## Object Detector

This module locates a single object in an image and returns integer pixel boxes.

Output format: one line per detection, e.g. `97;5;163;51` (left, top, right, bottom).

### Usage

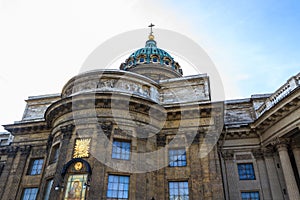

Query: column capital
6;146;19;158
271;137;290;151
221;150;234;160
252;149;264;159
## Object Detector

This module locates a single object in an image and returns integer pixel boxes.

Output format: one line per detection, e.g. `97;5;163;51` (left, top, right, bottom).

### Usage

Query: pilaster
50;124;75;200
0;146;18;199
291;139;300;179
273;138;300;200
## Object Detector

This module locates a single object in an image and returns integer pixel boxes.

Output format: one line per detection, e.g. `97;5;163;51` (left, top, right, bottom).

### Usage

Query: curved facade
0;33;300;200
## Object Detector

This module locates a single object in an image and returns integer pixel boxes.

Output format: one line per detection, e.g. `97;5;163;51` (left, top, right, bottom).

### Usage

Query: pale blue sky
0;0;299;131
167;0;300;96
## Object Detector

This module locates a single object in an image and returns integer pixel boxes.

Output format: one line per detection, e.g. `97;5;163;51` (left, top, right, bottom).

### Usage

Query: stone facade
0;34;300;200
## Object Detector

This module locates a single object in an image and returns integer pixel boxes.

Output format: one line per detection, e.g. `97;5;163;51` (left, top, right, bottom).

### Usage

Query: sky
0;0;300;131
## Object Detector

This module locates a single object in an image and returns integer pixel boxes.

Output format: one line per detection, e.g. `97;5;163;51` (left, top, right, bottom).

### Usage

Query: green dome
120;37;182;75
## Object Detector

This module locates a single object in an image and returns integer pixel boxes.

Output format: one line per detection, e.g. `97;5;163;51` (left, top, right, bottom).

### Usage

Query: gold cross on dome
148;23;155;35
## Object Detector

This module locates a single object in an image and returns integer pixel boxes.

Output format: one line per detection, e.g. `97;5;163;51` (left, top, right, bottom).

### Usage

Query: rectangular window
238;163;256;180
169;148;187;167
241;191;260;200
112;140;131;160
107;175;130;200
28;158;44;175
22;188;38;200
44;179;53;200
169;181;189;200
50;144;60;164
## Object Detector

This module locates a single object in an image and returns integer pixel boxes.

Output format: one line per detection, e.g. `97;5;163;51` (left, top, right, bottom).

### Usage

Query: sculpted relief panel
63;78;160;103
62;74;211;105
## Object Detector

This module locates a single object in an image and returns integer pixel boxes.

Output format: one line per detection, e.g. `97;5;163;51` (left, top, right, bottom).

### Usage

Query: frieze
31;148;47;157
97;79;116;89
62;78;159;103
252;149;264;159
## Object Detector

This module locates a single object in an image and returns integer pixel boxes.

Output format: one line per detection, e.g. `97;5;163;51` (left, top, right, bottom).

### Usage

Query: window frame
106;174;130;200
241;191;260;200
49;143;60;164
237;163;256;180
168;181;189;200
168;148;187;167
21;187;39;200
111;140;131;160
27;158;44;175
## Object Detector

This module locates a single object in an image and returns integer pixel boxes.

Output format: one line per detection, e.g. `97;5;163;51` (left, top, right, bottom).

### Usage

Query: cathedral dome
120;34;183;76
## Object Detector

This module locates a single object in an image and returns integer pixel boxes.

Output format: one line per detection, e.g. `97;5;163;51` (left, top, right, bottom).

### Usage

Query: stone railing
256;73;300;117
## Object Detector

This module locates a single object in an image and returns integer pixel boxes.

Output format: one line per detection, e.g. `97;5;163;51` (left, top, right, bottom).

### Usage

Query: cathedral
0;27;300;200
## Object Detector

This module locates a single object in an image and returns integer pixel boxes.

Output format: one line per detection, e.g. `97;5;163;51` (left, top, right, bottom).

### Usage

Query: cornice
3;121;49;135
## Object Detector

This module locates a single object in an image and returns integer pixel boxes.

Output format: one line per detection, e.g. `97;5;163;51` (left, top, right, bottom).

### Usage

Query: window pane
22;188;38;200
50;144;60;164
169;149;187;167
28;159;44;175
169;181;189;200
238;163;256;180
112;141;131;160
241;191;260;200
107;175;130;199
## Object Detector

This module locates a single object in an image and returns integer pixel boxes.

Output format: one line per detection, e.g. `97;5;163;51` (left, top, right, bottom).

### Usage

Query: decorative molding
31;148;47;157
271;137;291;150
221;150;234;160
252;149;264;159
19;145;31;155
236;153;253;160
61;158;92;178
62;78;157;102
5;146;19;158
